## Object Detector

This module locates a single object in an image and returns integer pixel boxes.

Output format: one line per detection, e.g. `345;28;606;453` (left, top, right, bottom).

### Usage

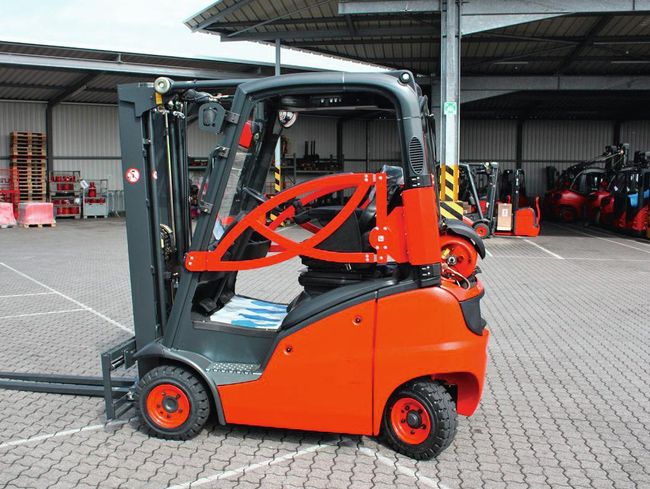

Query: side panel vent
409;137;424;175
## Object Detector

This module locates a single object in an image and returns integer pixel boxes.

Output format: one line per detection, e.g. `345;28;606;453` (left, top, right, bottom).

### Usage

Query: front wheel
380;380;457;460
135;365;210;440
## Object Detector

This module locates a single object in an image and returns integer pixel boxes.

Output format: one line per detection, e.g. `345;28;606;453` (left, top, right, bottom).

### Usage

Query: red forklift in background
494;169;541;237
546;144;628;223
600;153;650;236
456;164;540;237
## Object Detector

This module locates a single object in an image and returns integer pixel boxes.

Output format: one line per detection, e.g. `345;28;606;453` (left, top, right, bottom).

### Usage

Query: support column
439;0;464;221
613;120;621;145
516;119;524;169
274;40;282;195
45;103;54;199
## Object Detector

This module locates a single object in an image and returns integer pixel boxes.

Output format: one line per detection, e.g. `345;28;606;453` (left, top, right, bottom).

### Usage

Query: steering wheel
242;186;268;204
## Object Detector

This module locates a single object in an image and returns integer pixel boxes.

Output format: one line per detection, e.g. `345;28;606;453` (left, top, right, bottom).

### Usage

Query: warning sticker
125;168;140;184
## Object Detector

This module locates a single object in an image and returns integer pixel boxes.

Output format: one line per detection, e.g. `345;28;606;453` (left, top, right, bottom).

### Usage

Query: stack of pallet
10;131;47;203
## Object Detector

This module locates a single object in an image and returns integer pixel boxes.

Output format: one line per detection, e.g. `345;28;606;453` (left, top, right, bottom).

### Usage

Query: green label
443;101;458;115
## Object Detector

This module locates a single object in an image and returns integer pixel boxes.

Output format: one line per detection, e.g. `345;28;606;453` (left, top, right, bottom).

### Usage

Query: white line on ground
165;443;324;489
0;262;133;334
488;254;648;262
578;224;650;246
359;446;451;489
0;292;56;299
484;248;493;257
556;225;650;254
0;418;131;449
0;308;85;320
523;239;564;259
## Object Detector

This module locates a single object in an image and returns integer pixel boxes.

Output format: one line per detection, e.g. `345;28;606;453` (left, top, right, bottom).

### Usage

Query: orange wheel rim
475;225;488;238
390;397;431;445
441;238;476;277
146;384;190;429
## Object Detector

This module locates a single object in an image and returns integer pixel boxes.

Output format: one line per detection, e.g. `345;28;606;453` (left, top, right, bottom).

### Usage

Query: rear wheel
135;365;210;440
473;222;490;238
440;236;477;278
559;206;577;223
381;380;457;460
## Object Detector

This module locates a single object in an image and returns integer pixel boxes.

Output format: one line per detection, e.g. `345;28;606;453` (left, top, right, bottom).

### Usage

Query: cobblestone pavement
0;218;649;488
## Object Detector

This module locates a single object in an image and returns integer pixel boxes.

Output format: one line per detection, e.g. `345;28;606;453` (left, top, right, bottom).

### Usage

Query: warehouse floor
1;219;649;489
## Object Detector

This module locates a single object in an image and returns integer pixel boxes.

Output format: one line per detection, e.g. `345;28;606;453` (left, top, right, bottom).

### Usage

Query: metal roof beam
339;0;439;14
556;15;613;74
49;71;102;105
461;2;650;34
217;25;440;42
190;0;256;32
426;75;650;101
289;34;650;47
0;52;258;79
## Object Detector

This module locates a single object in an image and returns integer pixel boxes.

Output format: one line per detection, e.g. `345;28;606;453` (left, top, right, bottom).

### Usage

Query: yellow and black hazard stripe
270;164;282;223
438;164;464;220
440;200;465;221
439;164;458;202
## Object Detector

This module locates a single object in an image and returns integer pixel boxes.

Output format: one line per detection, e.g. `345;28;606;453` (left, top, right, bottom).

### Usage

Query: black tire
559;206;577;223
134;365;210;440
473;222;490;239
380;380;457;460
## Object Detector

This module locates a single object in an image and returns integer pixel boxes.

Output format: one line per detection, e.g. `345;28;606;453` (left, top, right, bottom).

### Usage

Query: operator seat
294;166;405;302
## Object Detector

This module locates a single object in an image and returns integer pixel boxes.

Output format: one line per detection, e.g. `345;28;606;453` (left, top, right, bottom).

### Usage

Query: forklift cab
116;71;489;460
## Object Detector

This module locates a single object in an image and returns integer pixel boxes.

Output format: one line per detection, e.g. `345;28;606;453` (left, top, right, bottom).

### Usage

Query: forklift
0;72;489;460
493;169;541;237
457;162;498;238
600;153;649;236
546;144;628;222
457;163;540;237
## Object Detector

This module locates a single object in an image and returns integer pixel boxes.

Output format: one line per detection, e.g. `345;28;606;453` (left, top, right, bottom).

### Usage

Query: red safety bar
185;173;392;272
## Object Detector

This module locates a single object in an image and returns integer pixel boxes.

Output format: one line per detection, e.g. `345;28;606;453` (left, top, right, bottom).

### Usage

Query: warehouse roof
0;41;310;104
185;1;650;77
183;1;650;119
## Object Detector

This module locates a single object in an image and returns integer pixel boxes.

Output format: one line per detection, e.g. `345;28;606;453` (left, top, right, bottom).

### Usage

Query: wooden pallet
21;222;56;228
18;194;47;202
11;131;46;138
11;150;47;157
10;161;46;168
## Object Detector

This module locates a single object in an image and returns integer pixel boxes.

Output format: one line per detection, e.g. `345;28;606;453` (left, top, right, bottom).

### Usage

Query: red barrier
0;202;16;227
17;202;55;226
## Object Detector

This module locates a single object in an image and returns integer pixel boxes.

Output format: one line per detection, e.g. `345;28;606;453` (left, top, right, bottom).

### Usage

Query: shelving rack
82;179;109;218
50;170;81;218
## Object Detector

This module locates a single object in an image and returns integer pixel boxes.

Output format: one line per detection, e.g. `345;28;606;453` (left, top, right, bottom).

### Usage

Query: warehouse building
1;2;650;488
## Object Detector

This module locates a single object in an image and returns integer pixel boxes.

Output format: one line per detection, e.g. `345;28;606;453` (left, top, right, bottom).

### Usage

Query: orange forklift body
219;283;488;436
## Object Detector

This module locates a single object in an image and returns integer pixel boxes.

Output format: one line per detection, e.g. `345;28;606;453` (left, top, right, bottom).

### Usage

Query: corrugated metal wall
621;121;650;156
1;99;648;199
522;120;614;196
283;116;338;159
0;101;46;170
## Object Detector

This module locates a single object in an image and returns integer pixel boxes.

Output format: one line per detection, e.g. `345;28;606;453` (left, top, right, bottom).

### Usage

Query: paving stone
0;220;649;488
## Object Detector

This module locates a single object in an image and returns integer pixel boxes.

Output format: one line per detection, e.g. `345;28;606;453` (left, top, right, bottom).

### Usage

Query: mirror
199;102;226;133
278;110;298;128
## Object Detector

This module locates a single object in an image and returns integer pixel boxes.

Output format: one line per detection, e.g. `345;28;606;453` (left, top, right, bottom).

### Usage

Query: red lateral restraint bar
185;173;393;272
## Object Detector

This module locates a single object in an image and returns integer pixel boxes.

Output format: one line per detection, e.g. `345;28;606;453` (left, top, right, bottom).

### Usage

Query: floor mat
210;295;288;330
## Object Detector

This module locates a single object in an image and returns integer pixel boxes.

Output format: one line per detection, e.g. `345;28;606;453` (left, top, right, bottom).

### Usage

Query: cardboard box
496;203;512;231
